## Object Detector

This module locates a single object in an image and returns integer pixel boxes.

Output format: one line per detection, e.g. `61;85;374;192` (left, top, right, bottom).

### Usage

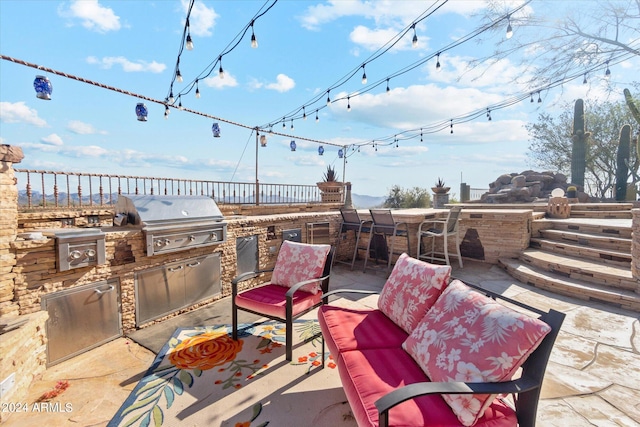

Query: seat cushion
378;253;451;333
318;306;408;356
403;280;552;427
337;348;517;427
235;284;321;319
271;240;331;294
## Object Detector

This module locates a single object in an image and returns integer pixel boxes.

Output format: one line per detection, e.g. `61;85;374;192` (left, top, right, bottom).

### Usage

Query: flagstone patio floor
3;260;639;426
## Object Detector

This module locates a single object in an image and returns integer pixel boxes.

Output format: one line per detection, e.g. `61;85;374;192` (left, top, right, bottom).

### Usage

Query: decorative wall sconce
290;140;296;151
135;103;148;121
34;75;52;100
212;122;221;138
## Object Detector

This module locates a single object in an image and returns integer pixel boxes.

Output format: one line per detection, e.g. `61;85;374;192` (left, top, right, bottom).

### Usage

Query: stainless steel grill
114;194;227;256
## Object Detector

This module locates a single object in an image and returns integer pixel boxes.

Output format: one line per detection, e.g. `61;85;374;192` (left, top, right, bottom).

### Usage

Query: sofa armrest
321;288;380;304
375;377;539;427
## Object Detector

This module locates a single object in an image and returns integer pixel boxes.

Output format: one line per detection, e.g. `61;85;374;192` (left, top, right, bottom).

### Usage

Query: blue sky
1;0;638;197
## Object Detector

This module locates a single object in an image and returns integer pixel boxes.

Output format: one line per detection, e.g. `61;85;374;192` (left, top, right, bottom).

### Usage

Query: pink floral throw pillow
271;240;331;295
377;253;451;333
402;280;552;426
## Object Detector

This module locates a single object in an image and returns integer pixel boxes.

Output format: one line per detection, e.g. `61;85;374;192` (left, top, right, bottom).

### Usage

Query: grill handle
186;261;201;268
94;285;115;295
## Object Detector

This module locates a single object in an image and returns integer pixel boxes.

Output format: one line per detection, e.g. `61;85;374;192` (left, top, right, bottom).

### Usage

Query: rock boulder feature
479;170;589;203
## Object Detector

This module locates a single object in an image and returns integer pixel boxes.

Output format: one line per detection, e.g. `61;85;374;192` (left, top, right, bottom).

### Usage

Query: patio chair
417;206;463;268
333;208;372;270
232;240;334;361
363;209;410;272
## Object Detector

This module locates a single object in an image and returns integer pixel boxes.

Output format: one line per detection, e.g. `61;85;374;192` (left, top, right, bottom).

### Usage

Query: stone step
570;210;632;219
498;257;640;312
538;229;631;252
518;249;637;292
568;202;635;212
530;237;631;267
534;219;633;238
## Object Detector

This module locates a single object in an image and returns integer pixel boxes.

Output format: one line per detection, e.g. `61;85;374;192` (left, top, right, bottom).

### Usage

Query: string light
530;93;534;103
505;15;513;39
537;91;542;103
290;119;294;130
361;65;367;84
583;73;587;84
164;105;170;119
176;65;183;83
282;118;286;129
326;90;331;106
605;60;611;78
169;91;175;104
178;96;184;110
450;120;453;134
412;24;418;48
315;110;319;122
185;18;194;50
218;56;225;79
195;79;200;98
250;21;258;48
486;108;492;121
347;96;351;111
303;107;307;120
436;53;441;72
386;78;390;93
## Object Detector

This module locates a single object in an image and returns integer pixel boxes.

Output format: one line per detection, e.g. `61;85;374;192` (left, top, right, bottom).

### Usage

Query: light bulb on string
361;65;367;84
176;68;183;83
436;53;441;72
605;61;611;78
420;129;423;142
530;93;534;103
282;118;286;129
303;107;307;120
386;78;390;94
185;18;194;50
412;24;418;48
450;120;453;134
505;15;513;39
169;91;175;104
315;110;319;123
290;119;294;130
218;57;225;79
326;90;331;106
250;21;258;48
537;91;542;103
178;96;184;110
195;80;200;98
486;108;492;121
583;73;587;84
347;96;351;112
164;105;170;119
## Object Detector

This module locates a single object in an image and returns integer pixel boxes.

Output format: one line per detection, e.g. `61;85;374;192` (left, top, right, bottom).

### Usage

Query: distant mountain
352;193;385;209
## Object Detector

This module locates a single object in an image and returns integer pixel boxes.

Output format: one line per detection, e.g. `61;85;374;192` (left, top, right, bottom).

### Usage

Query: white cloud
58;0;121;33
350;25;420;51
86;56;166;73
0;102;47;127
67;120;99;135
266;74;296;93
183;0;218;37
41;134;64;146
202;72;238;89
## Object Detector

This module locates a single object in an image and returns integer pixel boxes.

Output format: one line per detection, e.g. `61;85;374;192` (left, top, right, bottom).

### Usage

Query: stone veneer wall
631;209;640;285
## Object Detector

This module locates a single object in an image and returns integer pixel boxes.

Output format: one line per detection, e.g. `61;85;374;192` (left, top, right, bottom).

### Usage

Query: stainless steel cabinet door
136;261;186;326
42;279;121;366
184;253;221;306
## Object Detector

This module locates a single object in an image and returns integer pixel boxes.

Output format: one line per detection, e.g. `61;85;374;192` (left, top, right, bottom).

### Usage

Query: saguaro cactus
616;124;631;201
624;88;640;126
571;99;587;187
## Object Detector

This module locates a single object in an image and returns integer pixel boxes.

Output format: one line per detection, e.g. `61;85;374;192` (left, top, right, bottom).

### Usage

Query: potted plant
431;177;450;194
317;165;344;202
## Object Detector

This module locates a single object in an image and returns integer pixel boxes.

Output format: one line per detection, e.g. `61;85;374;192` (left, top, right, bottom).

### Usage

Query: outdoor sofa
318;253;565;427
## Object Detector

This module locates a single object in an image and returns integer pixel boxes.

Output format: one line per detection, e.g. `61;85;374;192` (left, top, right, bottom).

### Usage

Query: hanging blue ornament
33;75;52;100
290;140;296;151
338;149;344;158
318;146;324;156
135;103;148;121
212;122;221;138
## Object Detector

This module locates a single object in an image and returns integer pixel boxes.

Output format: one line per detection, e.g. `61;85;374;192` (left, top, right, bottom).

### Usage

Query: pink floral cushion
270;240;331;295
377;253;451;334
402;280;552;426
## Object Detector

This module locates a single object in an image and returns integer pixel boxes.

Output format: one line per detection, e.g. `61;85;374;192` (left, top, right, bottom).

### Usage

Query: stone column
0;145;23;316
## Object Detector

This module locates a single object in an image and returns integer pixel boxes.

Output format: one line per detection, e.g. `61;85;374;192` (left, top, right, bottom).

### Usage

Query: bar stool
364;209;410;272
417;206;463;268
334;208;372;270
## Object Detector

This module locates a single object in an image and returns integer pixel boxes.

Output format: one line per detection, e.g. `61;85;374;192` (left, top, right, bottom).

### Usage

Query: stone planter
317;181;344;203
432;187;450;208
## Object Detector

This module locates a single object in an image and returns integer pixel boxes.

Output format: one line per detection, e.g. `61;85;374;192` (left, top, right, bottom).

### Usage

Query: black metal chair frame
232;247;334;361
364;209;410;272
319;278;566;427
334;208;372;270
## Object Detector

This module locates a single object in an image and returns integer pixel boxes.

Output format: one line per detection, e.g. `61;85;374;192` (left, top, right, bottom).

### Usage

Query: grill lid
115;194;224;228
